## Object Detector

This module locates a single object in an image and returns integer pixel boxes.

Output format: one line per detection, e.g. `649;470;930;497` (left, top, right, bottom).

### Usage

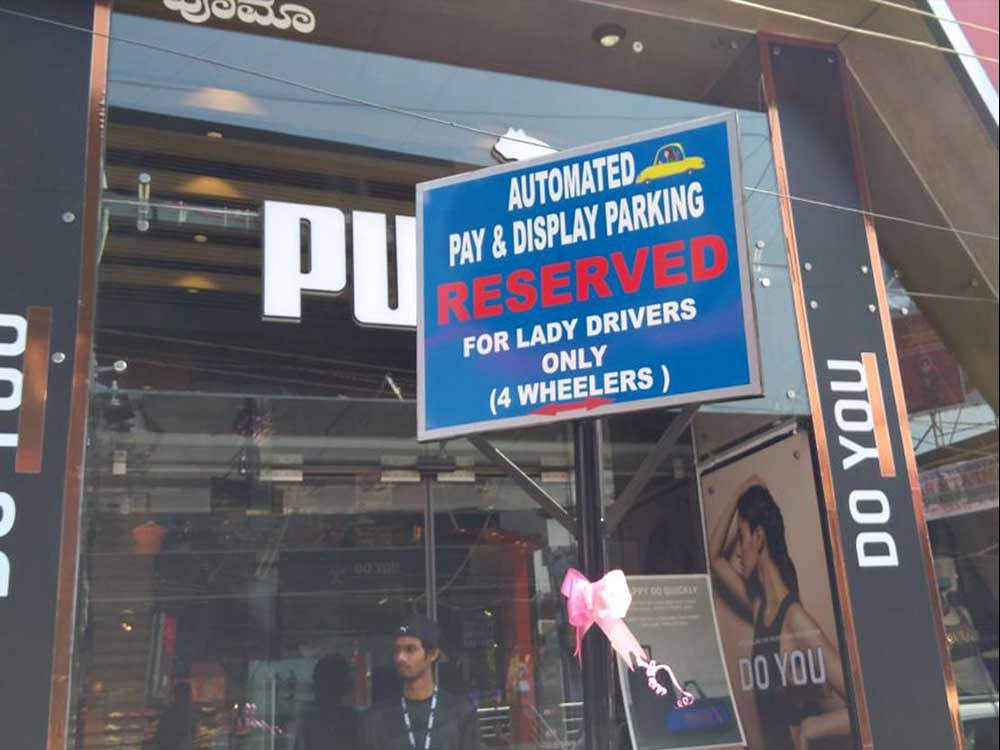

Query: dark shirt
152;704;195;750
294;705;359;750
751;593;803;750
358;690;479;750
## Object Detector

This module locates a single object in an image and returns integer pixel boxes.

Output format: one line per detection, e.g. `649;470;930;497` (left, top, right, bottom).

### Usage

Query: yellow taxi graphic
636;142;705;183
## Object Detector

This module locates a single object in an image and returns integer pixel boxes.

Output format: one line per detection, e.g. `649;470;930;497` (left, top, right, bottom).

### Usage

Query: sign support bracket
468;436;576;535
603;405;699;537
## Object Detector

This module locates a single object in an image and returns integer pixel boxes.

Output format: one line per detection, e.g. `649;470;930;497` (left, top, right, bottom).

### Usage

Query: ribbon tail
598;618;648;671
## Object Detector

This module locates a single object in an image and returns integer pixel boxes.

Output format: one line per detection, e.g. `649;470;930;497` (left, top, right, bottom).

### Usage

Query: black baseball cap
396;613;440;651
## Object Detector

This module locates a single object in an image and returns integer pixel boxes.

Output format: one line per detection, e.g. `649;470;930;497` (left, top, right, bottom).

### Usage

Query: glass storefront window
77;383;583;748
71;9;805;746
53;4;994;750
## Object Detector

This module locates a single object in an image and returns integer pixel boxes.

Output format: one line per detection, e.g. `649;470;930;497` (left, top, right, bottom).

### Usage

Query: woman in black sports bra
709;480;850;749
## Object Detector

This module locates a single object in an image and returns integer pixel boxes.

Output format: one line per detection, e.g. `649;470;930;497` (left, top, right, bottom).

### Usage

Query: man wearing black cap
358;614;479;750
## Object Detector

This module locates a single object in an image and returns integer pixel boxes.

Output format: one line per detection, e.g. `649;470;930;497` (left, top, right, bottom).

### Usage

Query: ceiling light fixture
119;609;135;632
593;23;626;48
206;131;224;139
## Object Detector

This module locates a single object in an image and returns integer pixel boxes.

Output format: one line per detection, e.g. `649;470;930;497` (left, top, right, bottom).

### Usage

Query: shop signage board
416;113;760;440
763;40;962;749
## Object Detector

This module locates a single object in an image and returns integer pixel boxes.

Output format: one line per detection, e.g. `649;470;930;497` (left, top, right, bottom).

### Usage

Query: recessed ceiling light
193;234;208;243
206;131;224;139
593;23;626;48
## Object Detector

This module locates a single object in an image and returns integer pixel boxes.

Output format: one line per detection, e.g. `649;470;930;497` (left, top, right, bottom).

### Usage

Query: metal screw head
803;262;813;271
61;211;76;224
861;265;870;274
632;40;644;53
760;277;771;288
809;300;819;309
51;352;66;364
786;389;797;399
755;240;766;250
137;219;150;232
901;307;910;316
112;360;128;374
868;304;877;312
827;55;835;63
773;47;781;56
138;172;151;185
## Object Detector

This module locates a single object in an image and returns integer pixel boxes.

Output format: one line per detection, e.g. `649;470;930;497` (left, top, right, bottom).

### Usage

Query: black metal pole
573;419;614;750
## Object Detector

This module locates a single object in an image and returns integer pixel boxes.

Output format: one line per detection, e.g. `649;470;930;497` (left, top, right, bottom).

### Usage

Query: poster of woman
700;432;853;750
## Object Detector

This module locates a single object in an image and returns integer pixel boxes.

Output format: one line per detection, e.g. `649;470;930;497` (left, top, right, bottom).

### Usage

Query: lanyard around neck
401;686;438;750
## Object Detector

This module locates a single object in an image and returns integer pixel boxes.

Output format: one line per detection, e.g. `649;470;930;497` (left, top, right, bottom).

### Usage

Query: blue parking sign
417;112;760;441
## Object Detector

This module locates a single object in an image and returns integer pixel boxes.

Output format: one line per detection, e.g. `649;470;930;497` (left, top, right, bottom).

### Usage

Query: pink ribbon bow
560;568;647;670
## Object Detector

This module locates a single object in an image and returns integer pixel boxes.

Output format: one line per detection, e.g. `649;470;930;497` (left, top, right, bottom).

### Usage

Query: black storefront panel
0;1;99;747
765;40;960;749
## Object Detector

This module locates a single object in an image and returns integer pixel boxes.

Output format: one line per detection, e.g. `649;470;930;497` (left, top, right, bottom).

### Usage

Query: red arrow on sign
531;397;614;416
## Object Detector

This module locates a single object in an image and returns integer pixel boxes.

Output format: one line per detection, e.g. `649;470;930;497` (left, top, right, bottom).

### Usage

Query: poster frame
616;573;747;750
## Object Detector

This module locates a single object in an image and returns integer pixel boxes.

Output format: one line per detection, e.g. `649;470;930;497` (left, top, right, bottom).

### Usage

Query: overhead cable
4;7;998;249
104;182;1000;248
716;0;999;63
866;0;998;36
743;187;1000;242
576;0;998;64
893;290;998;305
0;7;516;144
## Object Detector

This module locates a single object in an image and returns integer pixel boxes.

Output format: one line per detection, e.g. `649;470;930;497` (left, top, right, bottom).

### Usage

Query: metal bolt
868;304;877;313
861;265;870;274
809;300;819;309
760;277;771;288
827;55;835;63
901;307;910;316
755;240;766;250
138;172;151;185
773;47;781;56
786;389;797;399
51;352;66;364
61;211;76;224
803;262;813;271
632;40;644;53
